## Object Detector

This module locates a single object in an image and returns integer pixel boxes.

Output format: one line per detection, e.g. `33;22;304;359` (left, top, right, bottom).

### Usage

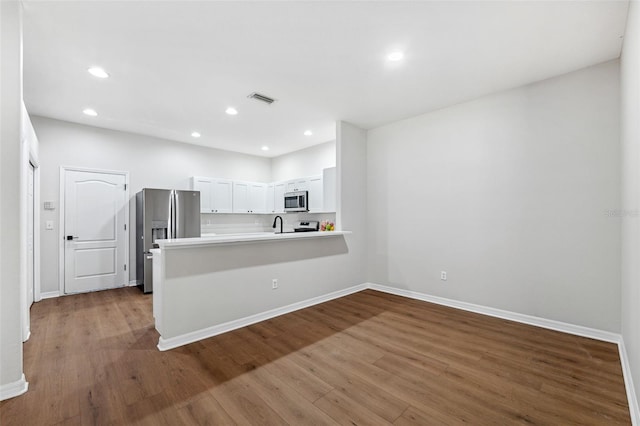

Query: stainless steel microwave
284;191;309;212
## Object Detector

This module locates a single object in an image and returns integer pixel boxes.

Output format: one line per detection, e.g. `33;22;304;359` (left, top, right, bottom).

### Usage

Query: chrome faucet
272;215;283;234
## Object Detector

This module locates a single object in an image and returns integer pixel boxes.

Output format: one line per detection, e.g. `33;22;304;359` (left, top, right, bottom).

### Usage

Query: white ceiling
22;1;629;158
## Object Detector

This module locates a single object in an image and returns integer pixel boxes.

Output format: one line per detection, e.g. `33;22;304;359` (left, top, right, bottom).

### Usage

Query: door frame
28;159;38;305
22;149;40;342
31;156;41;304
58;166;130;296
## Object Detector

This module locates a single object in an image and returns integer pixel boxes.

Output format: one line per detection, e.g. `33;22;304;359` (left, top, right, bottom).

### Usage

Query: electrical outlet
45;220;54;230
440;271;447;281
272;279;278;289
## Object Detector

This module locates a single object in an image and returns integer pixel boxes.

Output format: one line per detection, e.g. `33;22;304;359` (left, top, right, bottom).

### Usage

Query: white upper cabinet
266;181;287;213
286;178;309;193
191;177;233;213
211;179;233;213
308;175;323;212
249;182;267;213
232;181;250;213
192;177;213;213
266;184;275;213
233;181;267;213
274;182;286;213
193;169;334;214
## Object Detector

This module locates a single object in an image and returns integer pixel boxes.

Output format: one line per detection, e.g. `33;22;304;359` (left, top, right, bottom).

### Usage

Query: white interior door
27;163;34;306
64;169;128;294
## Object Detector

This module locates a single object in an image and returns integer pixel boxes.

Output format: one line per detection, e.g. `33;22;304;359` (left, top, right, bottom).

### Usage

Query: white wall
337;121;368;283
621;0;640;414
367;60;621;332
0;0;27;400
20;104;40;341
271;140;336;181
33;116;272;293
21;103;39;161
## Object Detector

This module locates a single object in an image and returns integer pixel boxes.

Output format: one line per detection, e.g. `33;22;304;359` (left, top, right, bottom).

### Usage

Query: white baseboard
128;280;140;287
39;291;59;300
0;374;28;401
367;283;621;343
619;339;640;425
157;283;369;351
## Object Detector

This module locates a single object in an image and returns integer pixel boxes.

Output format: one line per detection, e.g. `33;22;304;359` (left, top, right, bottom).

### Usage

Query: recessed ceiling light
387;51;404;62
88;67;109;78
191;131;201;138
261;146;269;151
225;107;238;115
304;130;313;136
83;108;98;117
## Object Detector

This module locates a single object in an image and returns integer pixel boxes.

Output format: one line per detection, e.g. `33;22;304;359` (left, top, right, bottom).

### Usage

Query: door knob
66;235;78;240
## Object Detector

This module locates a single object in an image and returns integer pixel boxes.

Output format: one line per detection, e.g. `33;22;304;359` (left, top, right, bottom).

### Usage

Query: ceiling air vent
247;92;276;105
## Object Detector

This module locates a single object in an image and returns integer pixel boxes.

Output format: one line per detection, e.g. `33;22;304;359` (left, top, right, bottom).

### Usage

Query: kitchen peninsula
151;230;352;350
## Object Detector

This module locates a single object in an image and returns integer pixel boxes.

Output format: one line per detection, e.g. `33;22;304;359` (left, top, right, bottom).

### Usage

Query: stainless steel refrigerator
136;188;200;293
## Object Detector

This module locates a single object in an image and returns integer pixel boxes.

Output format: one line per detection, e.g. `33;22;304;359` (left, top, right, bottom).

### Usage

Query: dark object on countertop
272;215;283;234
294;221;319;232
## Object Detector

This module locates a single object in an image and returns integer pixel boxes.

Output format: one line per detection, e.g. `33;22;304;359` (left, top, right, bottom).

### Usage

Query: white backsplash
200;212;337;235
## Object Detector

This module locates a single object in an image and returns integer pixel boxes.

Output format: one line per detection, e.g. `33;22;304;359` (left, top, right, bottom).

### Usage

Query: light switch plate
45;220;54;230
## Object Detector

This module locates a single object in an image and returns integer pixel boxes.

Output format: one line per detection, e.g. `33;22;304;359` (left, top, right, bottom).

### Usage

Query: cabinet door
308;175;323;212
274;182;286;213
232;182;250;213
212;179;233;213
266;184;275;213
191;177;214;213
249;183;267;213
296;178;309;191
287;178;309;192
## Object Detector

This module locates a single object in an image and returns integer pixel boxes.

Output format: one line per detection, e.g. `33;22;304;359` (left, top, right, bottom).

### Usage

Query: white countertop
156;231;351;248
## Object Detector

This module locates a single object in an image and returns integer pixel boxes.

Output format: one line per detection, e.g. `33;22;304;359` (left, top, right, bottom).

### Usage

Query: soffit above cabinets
22;1;628;157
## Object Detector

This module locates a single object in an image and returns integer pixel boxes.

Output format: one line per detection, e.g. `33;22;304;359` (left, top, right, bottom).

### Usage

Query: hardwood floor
0;287;630;425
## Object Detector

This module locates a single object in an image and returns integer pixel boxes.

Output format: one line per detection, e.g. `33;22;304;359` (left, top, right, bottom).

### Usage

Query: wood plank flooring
0;287;630;425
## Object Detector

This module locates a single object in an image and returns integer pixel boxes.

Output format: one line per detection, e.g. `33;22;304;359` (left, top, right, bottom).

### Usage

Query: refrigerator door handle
169;190;175;239
173;190;178;239
174;190;180;238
